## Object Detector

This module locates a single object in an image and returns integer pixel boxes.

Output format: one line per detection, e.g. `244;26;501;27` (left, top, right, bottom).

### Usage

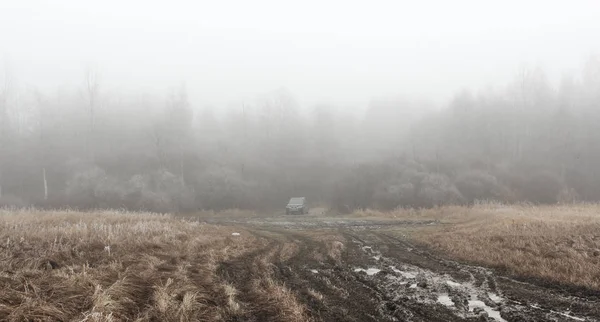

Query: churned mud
207;214;600;321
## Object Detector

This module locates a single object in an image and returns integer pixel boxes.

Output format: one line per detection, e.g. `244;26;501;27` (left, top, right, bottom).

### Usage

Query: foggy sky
1;0;600;108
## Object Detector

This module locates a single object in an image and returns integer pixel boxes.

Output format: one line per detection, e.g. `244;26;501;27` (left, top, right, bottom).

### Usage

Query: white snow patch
531;304;585;321
231;232;241;236
409;283;417;288
488;293;503;303
390;266;417;279
469;300;506;322
354;267;381;276
362;246;372;252
401;271;417;279
446;280;461;287
556;311;585;321
373;255;381;260
437;294;454;306
310;269;318;274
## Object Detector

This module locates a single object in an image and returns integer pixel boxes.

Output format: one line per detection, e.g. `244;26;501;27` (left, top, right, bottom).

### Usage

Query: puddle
446;280;461;287
469;299;506;322
437;294;454;307
354;267;381;276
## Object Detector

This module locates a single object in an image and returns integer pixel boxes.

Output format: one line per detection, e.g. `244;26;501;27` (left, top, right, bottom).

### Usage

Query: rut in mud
214;223;600;322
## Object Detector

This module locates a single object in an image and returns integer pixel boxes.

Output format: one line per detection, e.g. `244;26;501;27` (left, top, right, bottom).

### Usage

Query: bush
0;195;28;208
373;183;415;210
455;170;507;203
194;167;259;210
558;187;579;204
520;172;564;204
65;166;108;208
125;170;194;213
331;164;389;212
415;173;464;207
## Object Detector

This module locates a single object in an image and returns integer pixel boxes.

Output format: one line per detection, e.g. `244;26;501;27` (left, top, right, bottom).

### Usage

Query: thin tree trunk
43;167;48;200
180;145;185;188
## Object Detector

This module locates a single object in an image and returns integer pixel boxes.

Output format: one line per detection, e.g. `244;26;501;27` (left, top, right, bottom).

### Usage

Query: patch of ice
488;292;503;303
446;280;461;287
353;267;381;276
469;300;507;322
310;269;318;274
368;268;382;275
366;268;381;275
389;266;417;279
437;294;454;306
401;271;417;279
231;232;240;236
530;304;585;321
556;311;585;321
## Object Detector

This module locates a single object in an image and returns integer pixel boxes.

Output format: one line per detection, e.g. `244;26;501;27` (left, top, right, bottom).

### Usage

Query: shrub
455;170;506;203
194;167;259;210
415;173;464;207
373;183;415;210
520;172;564;204
0;195;27;208
65;166;108;208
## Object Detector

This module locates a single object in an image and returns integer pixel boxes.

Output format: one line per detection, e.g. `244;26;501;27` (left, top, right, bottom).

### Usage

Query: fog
3;0;600;107
1;1;600;212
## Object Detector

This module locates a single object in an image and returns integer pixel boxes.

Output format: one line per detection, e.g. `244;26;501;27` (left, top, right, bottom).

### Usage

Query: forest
1;57;599;213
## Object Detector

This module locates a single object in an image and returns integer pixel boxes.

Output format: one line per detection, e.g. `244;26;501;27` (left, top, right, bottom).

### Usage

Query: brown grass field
356;203;600;290
0;209;308;322
1;205;600;321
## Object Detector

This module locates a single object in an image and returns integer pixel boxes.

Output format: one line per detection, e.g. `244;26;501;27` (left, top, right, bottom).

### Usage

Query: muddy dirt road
203;214;599;322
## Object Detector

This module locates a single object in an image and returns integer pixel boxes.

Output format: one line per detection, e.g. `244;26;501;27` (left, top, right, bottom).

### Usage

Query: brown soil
207;213;600;321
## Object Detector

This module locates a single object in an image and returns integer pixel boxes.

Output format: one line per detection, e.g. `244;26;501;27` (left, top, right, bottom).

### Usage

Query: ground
0;206;599;321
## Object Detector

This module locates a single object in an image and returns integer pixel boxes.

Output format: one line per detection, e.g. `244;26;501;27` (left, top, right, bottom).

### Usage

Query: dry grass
0;209;308;321
379;204;600;290
188;208;259;218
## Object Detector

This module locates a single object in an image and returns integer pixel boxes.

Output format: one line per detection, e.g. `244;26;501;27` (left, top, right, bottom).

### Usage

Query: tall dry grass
0;209;307;321
381;204;600;290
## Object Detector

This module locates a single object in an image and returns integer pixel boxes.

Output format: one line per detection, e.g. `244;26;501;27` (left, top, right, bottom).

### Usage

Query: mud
207;215;600;322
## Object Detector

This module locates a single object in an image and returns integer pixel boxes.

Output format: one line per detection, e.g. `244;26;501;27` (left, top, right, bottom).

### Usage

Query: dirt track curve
204;215;600;322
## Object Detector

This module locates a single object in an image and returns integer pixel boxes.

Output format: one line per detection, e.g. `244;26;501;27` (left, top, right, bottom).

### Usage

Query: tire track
214;224;599;322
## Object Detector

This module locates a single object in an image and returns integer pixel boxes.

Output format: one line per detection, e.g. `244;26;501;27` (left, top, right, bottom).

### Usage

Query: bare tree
34;91;48;200
84;65;100;161
0;61;13;198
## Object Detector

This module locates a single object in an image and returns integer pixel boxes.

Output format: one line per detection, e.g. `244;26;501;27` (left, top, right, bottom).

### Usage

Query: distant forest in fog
1;57;600;212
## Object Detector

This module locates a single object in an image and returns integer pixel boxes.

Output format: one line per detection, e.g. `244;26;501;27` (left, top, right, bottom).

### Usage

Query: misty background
1;0;600;212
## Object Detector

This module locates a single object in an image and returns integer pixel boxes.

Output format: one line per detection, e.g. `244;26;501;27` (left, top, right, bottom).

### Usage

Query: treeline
0;57;599;212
